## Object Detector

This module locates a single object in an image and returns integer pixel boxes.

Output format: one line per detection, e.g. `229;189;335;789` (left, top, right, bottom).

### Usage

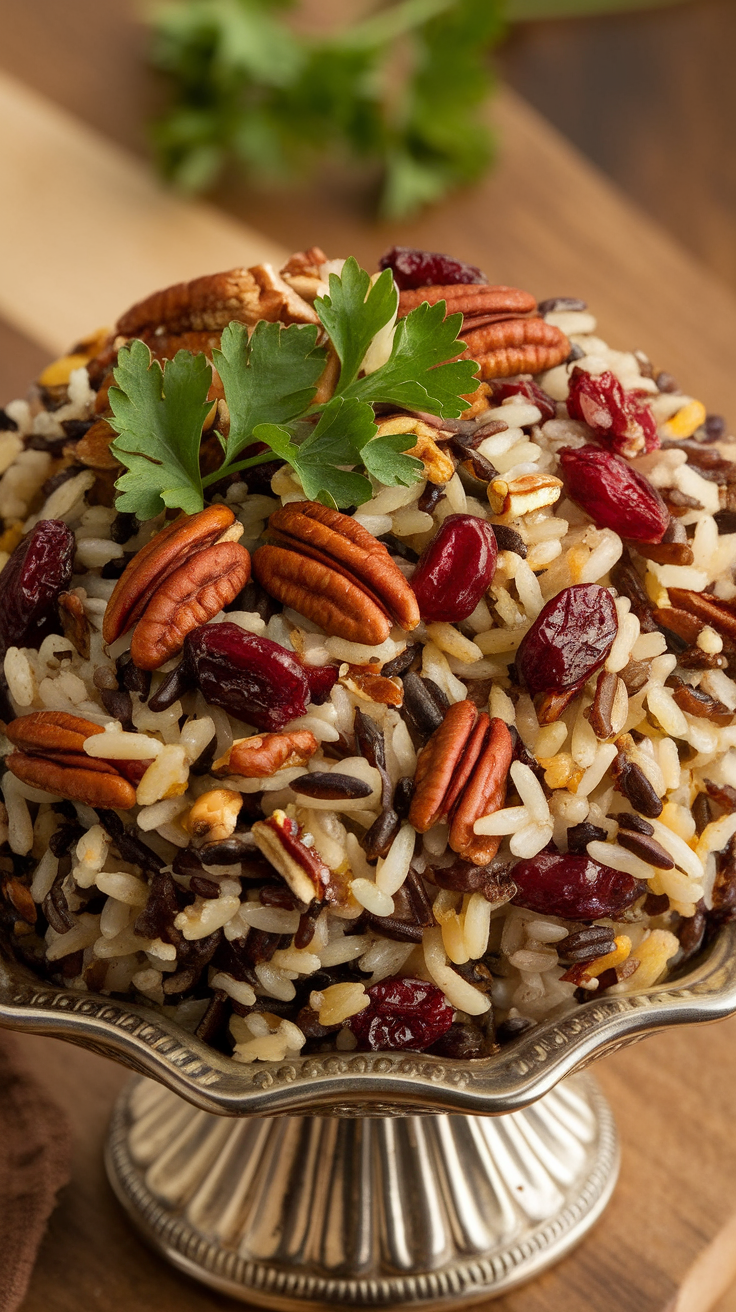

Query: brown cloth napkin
0;1035;72;1312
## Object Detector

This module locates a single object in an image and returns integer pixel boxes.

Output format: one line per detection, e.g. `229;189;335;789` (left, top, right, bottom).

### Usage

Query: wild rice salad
1;244;735;1064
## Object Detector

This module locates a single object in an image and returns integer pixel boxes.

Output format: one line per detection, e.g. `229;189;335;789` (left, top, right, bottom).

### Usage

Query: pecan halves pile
116;263;318;337
253;500;420;645
103;505;250;670
462;319;570;380
6;712;137;809
409;700;514;865
395;282;570;380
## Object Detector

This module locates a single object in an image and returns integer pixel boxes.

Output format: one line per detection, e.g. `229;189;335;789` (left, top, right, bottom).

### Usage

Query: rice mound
1;248;735;1066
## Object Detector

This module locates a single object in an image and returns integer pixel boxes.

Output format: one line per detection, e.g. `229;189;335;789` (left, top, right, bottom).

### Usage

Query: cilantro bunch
107;257;479;520
147;0;503;219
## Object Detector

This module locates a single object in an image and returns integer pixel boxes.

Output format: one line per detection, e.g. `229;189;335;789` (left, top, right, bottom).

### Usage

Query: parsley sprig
108;256;478;518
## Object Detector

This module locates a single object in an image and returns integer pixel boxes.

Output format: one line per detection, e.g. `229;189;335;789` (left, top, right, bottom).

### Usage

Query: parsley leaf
253;397;374;508
361;434;424;487
213;319;326;464
108;340;212;519
342;300;479;418
315;258;397;392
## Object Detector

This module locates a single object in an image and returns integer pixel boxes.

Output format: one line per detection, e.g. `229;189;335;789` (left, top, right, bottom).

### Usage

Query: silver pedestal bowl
2;923;736;1308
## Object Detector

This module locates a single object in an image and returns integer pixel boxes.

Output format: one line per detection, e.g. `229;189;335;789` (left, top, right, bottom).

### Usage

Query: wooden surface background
1;5;736;1310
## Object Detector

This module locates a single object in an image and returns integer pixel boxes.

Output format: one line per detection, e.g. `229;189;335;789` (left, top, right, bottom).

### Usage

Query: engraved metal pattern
105;1072;619;1309
1;924;735;1118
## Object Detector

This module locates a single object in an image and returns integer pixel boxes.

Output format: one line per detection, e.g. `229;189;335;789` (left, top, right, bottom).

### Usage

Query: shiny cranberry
492;379;556;423
378;247;487;291
559;446;669;543
517;584;618;696
566;367;658;458
350;978;454;1051
302;663;338;704
185;623;312;732
512;851;644;919
0;520;74;654
410;514;497;623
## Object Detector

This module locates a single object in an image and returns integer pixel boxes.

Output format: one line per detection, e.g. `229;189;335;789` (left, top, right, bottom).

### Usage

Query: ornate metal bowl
2;923;735;1308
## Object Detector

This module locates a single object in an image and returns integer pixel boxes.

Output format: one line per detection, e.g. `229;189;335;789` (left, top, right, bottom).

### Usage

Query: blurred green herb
147;0;688;217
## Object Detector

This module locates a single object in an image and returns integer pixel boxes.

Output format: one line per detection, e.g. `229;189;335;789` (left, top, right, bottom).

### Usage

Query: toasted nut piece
253;500;420;644
280;246;328;278
374;415;454;485
252;811;331;904
130;541;251;670
103;504;235;644
58;591;91;659
117;264;317;337
488;473;563;517
214;730;319;777
7;750;136;809
73;418;121;471
463;319;570;380
340;665;403;707
183;788;243;843
397;284;537;318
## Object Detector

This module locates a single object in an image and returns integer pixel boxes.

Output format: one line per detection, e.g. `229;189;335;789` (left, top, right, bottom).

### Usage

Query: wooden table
2;8;736;1310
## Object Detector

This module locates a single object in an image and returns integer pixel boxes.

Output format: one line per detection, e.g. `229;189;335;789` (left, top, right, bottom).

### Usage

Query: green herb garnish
108;258;478;519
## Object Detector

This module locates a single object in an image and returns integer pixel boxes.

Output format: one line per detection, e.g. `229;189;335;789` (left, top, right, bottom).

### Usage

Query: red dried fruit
350;978;454;1051
410;514;497;623
567;367;659;458
559;446;669;543
492;379;556;423
511;851;644;920
378;246;487;291
302;663;338;705
185;623;312;732
517;584;618;696
0;520;75;654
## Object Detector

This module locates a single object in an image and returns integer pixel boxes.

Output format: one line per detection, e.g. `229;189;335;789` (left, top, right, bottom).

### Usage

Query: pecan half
214;730;319;777
252;810;332;904
6;711;136;808
409;700;513;865
462;319;570;380
129;541;251;670
253;500;420;644
116;263;318;337
397;284;537;319
103;504;236;644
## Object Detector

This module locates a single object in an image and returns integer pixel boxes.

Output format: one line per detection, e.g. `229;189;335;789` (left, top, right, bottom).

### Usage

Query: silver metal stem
106;1073;619;1309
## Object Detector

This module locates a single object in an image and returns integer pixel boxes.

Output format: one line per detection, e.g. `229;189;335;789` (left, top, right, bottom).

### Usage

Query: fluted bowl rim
1;920;735;1117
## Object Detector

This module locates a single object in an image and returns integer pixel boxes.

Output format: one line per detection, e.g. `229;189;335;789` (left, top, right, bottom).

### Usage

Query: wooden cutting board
2;45;736;1312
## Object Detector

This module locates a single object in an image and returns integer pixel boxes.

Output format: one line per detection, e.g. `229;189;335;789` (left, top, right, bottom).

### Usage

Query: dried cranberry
410;514;497;623
185;623;312;732
559;446;669;543
517;584;618;696
567;367;659;458
492;379;556;423
378;247;486;291
512;851;644;920
302;662;338;704
350;978;454;1051
0;520;74;654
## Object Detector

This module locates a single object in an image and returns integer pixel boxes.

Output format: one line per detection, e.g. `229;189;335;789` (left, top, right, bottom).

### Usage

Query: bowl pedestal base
105;1071;619;1309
